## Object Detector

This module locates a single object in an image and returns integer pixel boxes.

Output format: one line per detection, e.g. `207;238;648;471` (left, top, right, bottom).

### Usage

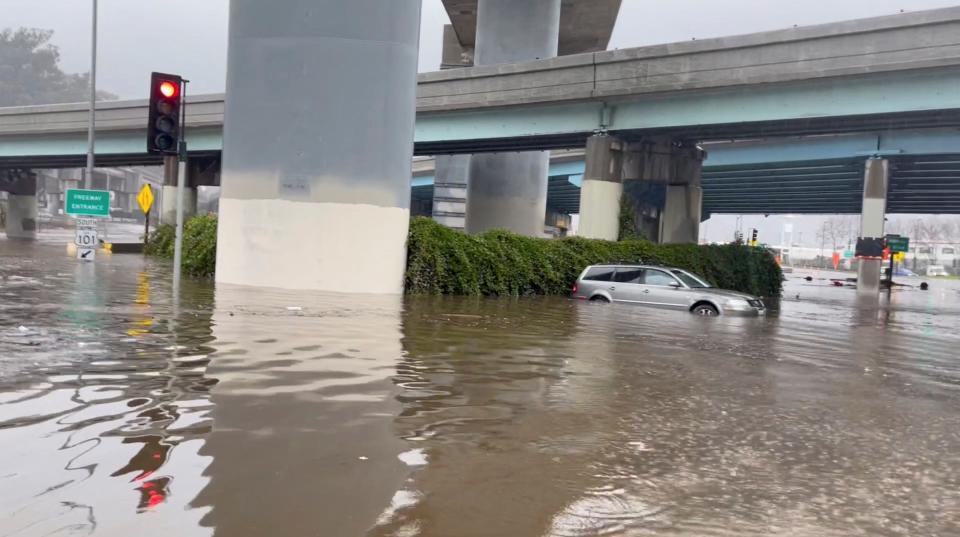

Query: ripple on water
1;245;960;537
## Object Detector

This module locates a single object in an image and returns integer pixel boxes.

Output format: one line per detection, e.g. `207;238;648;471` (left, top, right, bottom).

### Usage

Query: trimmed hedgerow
144;214;218;278
405;217;782;297
146;215;782;297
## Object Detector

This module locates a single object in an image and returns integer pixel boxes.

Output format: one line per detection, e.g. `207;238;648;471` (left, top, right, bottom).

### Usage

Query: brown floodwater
2;240;959;537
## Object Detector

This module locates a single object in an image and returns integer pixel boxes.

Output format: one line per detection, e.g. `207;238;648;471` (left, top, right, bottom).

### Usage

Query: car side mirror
670;282;682;288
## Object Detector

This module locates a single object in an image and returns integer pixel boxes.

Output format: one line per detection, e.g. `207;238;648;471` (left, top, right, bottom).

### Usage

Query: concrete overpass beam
857;158;889;296
215;0;422;293
465;0;561;236
2;170;38;240
578;135;623;241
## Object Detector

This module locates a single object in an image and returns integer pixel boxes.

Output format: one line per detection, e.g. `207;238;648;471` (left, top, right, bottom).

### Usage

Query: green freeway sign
886;235;910;253
65;189;111;218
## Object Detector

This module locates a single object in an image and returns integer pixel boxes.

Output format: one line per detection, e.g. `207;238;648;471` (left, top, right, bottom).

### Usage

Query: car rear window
583;267;615;282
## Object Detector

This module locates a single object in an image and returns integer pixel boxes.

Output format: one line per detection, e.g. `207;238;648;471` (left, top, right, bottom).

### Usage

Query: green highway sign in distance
886;235;910;253
65;189;111;218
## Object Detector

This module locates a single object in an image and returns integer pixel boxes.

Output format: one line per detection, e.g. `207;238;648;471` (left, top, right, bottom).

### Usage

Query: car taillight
572;283;578;294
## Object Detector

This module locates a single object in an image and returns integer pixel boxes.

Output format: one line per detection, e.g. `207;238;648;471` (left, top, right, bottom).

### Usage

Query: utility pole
85;0;98;190
172;80;189;292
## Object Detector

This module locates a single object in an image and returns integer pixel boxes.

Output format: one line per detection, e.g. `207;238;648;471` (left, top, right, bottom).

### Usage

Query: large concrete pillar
160;156;197;226
3;172;38;240
661;182;703;244
857;158;889;295
465;0;561;236
5;195;39;239
578;135;623;240
215;0;422;293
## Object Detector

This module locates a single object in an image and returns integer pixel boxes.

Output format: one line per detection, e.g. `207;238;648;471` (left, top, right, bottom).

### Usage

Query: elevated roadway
3;7;960;168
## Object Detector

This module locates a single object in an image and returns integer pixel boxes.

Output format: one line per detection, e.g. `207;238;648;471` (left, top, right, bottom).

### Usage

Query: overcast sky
6;0;958;98
6;0;960;245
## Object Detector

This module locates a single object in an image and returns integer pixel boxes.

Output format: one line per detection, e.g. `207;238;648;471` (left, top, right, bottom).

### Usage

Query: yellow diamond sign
137;184;155;215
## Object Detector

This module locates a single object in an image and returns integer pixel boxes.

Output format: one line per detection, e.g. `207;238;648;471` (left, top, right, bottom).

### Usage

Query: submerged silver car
572;264;765;316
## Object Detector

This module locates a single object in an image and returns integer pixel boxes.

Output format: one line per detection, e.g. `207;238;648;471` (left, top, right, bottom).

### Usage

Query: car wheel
692;304;719;316
590;296;610;304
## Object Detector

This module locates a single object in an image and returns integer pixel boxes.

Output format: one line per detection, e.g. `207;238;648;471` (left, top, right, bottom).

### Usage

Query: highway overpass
3;7;960;167
4;5;960;294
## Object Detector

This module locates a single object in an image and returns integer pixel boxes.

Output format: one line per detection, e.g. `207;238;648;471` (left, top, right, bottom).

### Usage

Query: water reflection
0;246;216;536
2;242;959;537
194;285;409;537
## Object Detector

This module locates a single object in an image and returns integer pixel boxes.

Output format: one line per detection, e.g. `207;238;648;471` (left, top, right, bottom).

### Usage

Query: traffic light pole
172;80;189;293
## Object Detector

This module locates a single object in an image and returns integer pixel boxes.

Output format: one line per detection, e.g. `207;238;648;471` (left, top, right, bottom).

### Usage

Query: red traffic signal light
147;72;183;155
158;80;178;99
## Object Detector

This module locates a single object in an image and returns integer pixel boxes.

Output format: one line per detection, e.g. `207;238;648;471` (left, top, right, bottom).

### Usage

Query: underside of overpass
440;0;621;59
410;154;960;220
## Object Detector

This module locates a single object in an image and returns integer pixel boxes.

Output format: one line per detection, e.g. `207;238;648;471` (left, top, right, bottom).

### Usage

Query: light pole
85;0;98;190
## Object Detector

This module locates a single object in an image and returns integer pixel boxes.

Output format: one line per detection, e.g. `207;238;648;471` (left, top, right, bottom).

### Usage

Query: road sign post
885;235;910;254
75;227;97;262
885;235;910;286
137;184;155;247
65;189;111;218
66;189;109;263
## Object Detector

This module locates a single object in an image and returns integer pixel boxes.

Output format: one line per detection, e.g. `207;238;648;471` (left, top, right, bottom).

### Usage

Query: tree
817;215;857;252
0;28;116;107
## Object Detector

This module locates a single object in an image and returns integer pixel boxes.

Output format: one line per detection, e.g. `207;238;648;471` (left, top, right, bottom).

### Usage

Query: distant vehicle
572;264;766;316
893;268;918;277
926;265;949;277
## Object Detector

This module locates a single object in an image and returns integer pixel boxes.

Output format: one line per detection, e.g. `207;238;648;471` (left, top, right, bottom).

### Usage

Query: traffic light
147;72;183;155
751;229;759;247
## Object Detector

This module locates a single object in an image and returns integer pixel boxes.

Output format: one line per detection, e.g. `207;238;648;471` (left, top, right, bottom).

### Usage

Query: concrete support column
432;155;470;230
5;195;39;239
857;158;889;295
661;182;703;244
578;135;623;240
620;139;705;244
161;155;197;226
465;0;561;237
3;171;38;240
216;0;422;294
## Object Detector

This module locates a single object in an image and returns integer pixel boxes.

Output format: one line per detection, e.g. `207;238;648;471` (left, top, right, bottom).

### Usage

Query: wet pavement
1;240;959;537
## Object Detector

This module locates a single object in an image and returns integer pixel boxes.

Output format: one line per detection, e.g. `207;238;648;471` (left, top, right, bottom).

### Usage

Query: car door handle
643;289;650;294
608;286;616;291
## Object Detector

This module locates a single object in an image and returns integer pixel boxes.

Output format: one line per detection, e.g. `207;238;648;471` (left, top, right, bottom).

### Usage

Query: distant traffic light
147;72;183;155
750;229;759;247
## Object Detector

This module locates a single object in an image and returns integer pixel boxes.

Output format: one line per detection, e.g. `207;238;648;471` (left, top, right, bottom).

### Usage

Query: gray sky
7;0;959;98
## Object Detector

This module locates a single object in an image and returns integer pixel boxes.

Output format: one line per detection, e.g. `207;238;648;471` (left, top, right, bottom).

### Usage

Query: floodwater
2;240;959;537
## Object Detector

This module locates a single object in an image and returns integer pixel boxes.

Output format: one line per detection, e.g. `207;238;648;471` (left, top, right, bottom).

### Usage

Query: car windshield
671;270;711;288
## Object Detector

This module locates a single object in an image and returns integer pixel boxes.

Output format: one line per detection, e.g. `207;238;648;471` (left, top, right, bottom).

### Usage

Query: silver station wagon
572;264;765;316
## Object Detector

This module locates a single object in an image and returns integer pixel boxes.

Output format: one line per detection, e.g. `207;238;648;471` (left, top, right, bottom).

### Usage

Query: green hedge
145;214;218;278
405;217;782;297
147;215;782;297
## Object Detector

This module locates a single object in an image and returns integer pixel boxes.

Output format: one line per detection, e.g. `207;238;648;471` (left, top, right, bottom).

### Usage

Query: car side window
613;268;644;283
643;269;679;287
583;267;615;282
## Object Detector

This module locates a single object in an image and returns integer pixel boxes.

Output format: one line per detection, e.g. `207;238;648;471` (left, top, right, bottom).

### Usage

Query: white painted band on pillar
578;180;622;241
215;198;410;294
4;194;38;239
